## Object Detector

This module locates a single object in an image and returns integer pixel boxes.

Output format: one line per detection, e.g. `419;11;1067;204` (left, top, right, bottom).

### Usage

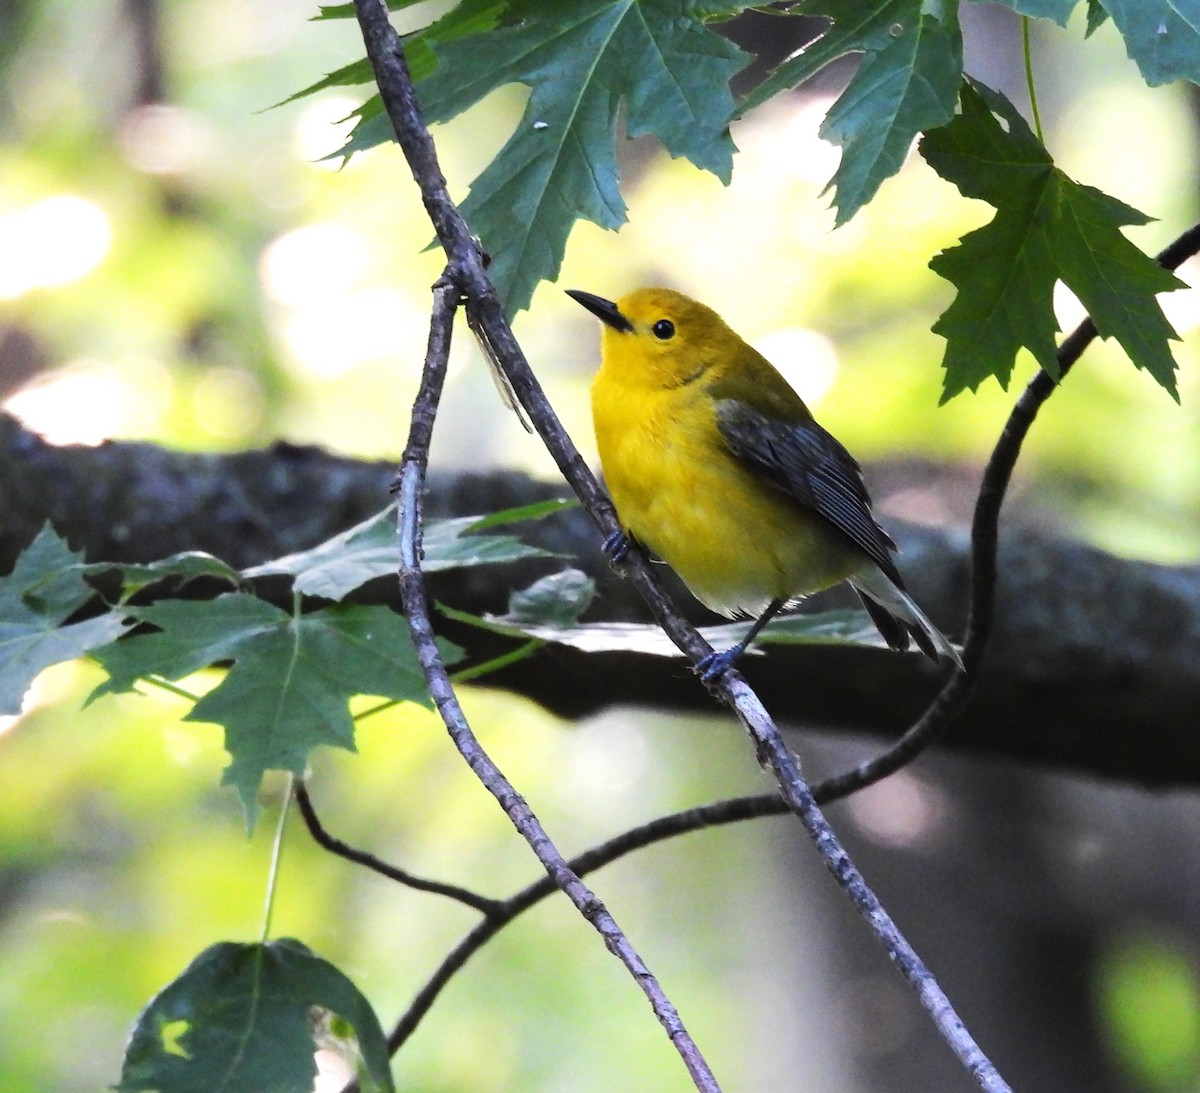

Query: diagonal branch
714;668;1011;1091
349;1;1009;1088
352;217;1200;1062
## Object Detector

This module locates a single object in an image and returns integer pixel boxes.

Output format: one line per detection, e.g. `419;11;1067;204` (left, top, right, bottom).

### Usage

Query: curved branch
816;221;1200;801
293;783;503;916
387;794;786;1051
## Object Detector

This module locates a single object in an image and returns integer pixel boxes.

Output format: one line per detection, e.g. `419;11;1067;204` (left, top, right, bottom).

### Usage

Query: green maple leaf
921;79;1183;401
975;2;1200;88
1096;0;1200;85
117;939;393;1093
90;595;460;826
341;0;748;314
0;524;130;714
98;551;243;600
737;0;961;223
242;502;565;601
975;0;1079;24
443;572;890;654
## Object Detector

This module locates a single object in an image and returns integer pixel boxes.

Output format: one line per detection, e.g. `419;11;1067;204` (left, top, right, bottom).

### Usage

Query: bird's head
567;286;736;389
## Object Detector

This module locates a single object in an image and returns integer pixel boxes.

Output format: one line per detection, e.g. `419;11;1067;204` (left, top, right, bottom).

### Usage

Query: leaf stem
349;639;546;721
1022;17;1044;143
260;774;293;943
352;697;400;722
448;638;545;684
139;674;204;703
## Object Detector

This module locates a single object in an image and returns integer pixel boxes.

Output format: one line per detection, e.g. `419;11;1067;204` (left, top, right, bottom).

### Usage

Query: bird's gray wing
715;399;901;584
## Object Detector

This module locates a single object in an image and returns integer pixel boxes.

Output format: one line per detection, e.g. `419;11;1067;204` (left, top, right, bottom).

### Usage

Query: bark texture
3;409;1197;789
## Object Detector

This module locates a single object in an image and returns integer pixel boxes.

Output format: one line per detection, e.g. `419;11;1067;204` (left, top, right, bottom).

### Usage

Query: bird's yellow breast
591;364;862;617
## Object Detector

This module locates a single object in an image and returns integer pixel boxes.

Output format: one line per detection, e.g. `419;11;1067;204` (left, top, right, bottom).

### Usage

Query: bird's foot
695;642;746;683
602;529;631;565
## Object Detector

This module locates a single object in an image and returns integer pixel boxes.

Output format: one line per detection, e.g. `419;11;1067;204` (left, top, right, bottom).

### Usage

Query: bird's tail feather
850;568;963;669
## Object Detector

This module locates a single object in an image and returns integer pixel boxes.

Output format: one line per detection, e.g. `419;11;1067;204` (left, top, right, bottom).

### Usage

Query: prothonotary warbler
567;286;963;678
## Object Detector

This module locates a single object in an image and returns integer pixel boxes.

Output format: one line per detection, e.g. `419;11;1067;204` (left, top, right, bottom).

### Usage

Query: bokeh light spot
845;769;948;850
754;327;840;408
0;196;111;299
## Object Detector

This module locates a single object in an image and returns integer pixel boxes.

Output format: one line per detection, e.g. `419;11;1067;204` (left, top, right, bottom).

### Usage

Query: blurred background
2;2;1200;1090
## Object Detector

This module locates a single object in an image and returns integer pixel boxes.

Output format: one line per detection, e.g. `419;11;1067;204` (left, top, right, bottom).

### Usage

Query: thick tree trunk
3;409;1198;789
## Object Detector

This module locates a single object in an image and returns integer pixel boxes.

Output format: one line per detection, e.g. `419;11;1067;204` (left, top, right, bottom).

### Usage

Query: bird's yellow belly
595;388;863;617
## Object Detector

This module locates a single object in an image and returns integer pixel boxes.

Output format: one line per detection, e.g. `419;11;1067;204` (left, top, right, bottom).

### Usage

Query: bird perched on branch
568;286;962;679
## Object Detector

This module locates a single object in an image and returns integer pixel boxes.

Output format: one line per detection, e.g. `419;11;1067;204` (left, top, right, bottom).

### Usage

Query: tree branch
388;268;719;1087
353;0;723;1082
293;782;503;916
5;409;1200;787
346;0;1009;1086
815;219;1200;799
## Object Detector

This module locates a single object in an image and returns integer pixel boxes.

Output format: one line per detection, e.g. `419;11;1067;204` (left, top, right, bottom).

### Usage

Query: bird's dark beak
566;289;633;333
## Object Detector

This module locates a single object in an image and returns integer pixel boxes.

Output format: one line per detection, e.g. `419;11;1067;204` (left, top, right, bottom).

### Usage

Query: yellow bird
567;286;962;678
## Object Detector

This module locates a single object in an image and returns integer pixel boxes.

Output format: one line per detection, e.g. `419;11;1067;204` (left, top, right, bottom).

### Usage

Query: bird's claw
695;644;745;683
603;529;631;564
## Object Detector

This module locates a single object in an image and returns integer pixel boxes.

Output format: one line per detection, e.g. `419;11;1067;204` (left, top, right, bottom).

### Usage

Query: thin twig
387;794;787;1051
389;265;720;1088
294;782;504;916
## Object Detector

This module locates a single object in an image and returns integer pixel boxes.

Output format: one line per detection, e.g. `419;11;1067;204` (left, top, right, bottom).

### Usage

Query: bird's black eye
652;319;675;340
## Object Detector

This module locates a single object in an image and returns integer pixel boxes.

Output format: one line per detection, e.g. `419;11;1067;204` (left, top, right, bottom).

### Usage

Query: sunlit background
3;2;1200;1091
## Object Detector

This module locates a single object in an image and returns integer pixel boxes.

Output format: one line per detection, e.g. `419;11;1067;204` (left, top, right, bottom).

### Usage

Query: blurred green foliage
1;2;1199;1091
1095;931;1200;1091
0;661;780;1092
